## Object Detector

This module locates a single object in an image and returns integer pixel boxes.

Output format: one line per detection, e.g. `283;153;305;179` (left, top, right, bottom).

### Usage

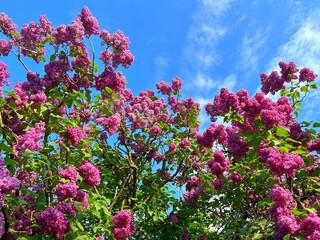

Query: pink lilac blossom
100;29;134;68
73;189;89;209
230;171;243;182
95;113;121;136
0;12;18;37
208;150;230;178
37;207;70;239
16;121;45;153
0;39;12;56
186;176;200;191
55;203;77;215
58;165;79;182
179;138;191;149
212;179;223;190
0;61;10;95
299;67;317;82
65;127;87;146
259;147;304;177
112;210;135;240
156;80;172;95
169;212;179;225
269;185;298;239
171;77;183;92
179;229;191;240
78;160;101;186
14;213;33;235
300;213;320;238
77;6;99;36
56;182;78;201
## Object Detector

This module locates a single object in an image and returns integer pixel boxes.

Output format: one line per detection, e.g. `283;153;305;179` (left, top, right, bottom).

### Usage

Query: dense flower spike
78;160;101;186
112;210;135;240
37;207;70;239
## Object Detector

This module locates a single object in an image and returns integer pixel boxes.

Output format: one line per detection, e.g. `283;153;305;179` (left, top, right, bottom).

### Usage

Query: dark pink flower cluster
179;229;191;240
15;121;45;153
0;12;18;38
65;126;87;146
208;150;230;178
36;206;70;239
13;209;33;235
172;77;183;92
169;211;179;225
269;185;298;239
95;113;121;136
259;147;304;177
56;182;78;201
206;88;293;131
73;189;89;209
0;165;20;194
100;29;134;69
179;138;191;149
0;61;10;96
18;15;52;62
78;160;100;186
261;62;317;95
112;210;135;240
55;202;77;215
299;67;318;82
95;67;126;93
0;39;12;56
77;6;99;36
308;133;320;153
299;213;320;239
186;176;200;191
197;123;228;148
124;90;169;130
58;165;79;182
230;171;243;182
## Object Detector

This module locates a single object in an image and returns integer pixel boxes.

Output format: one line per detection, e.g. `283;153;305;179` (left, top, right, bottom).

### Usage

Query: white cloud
192;73;217;89
239;29;269;72
267;10;320;74
185;0;233;69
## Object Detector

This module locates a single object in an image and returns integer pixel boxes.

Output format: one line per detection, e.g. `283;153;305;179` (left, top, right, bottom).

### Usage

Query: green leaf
313;122;320;128
50;54;57;61
276;126;289;137
0;143;12;152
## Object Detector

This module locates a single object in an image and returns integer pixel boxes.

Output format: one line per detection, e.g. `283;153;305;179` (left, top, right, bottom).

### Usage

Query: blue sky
1;0;320;127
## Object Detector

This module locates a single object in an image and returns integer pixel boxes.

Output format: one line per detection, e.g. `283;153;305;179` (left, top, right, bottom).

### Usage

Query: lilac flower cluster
58;165;79;182
259;147;304;177
0;12;18;38
36;206;70;239
18;15;52;62
124;90;169;131
0;61;10;96
100;29;134;69
77;6;99;36
56;182;78;201
78;160;101;186
269;185;298;239
15;121;45;153
168;211;179;225
65;126;88;146
95;113;121;136
112;210;136;240
260;62;317;95
208;150;230;179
